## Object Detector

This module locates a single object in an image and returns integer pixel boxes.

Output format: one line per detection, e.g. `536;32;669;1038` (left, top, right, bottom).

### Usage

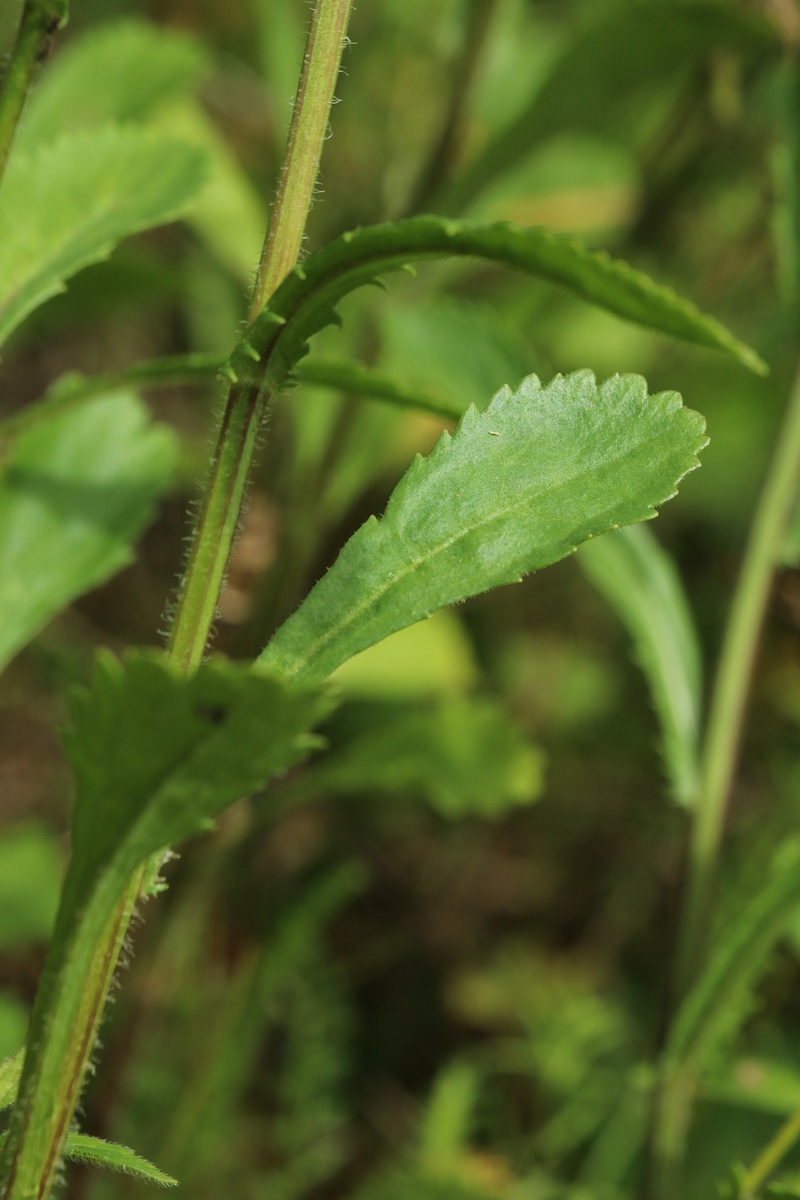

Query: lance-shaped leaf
236;218;765;390
578;524;702;806
0;125;206;347
0;392;175;674
61;1135;176;1187
258;370;707;684
1;652;327;1200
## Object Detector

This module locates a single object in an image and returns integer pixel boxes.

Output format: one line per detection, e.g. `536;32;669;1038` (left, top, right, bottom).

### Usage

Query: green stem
645;368;800;1200
168;0;353;671
678;368;800;989
740;1104;800;1198
0;0;67;187
0;2;353;1197
249;0;354;319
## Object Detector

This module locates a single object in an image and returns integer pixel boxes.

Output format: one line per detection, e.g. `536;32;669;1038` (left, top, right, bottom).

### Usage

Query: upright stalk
0;4;353;1197
645;366;800;1200
167;0;353;672
679;366;800;989
0;0;67;187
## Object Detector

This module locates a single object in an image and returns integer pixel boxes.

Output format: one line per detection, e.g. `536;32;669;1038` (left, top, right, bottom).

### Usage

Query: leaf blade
63;1135;177;1188
0;126;206;347
0;392;175;674
259;370;707;684
238;218;766;388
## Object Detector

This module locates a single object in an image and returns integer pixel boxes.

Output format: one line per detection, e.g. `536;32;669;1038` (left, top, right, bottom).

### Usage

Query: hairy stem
0;0;67;187
0;2;353;1196
168;0;353;670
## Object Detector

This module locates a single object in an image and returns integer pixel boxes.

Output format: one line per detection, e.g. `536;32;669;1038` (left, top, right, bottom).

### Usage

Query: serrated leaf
2;652;327;1198
238;218;765;389
0;126;206;347
61;652;327;913
16;19;209;151
259;370;706;684
578;524;702;806
0;392;175;674
441;0;778;215
62;1134;176;1187
317;697;544;819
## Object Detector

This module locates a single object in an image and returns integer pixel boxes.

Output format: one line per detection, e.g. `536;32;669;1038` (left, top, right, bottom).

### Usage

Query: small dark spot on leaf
196;704;228;727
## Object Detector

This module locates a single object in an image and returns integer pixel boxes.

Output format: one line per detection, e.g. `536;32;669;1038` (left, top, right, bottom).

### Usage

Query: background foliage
0;1;798;1197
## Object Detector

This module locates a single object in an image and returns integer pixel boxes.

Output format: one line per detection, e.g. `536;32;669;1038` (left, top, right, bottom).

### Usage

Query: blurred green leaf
0;392;175;673
443;0;778;214
0;825;61;946
259;371;706;684
667;839;800;1073
420;1061;480;1171
0;126;206;347
578;524;702;806
318;697;544;819
330;611;478;699
16;18;209;150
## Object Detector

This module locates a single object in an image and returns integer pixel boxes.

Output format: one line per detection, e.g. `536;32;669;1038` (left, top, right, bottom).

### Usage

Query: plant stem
0;3;353;1197
168;0;353;672
678;368;800;989
249;0;354;319
740;1104;800;1198
644;367;800;1200
0;0;67;187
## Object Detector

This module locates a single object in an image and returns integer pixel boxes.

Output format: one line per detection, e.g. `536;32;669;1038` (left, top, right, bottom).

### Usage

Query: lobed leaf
62;1135;176;1187
2;652;327;1199
234;217;766;390
259;370;706;684
578;524;702;806
0;126;206;347
0;392;175;674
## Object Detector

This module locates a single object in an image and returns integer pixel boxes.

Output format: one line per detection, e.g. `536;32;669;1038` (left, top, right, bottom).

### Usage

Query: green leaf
0;825;62;945
317;697;545;819
61;652;327;916
15;18;209;151
419;1061;480;1171
441;0;778;215
259;370;706;684
2;652;327;1197
237;218;766;389
0;1051;23;1112
62;1134;176;1187
578;524;702;806
0;126;206;347
0;392;175;674
666;839;800;1073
